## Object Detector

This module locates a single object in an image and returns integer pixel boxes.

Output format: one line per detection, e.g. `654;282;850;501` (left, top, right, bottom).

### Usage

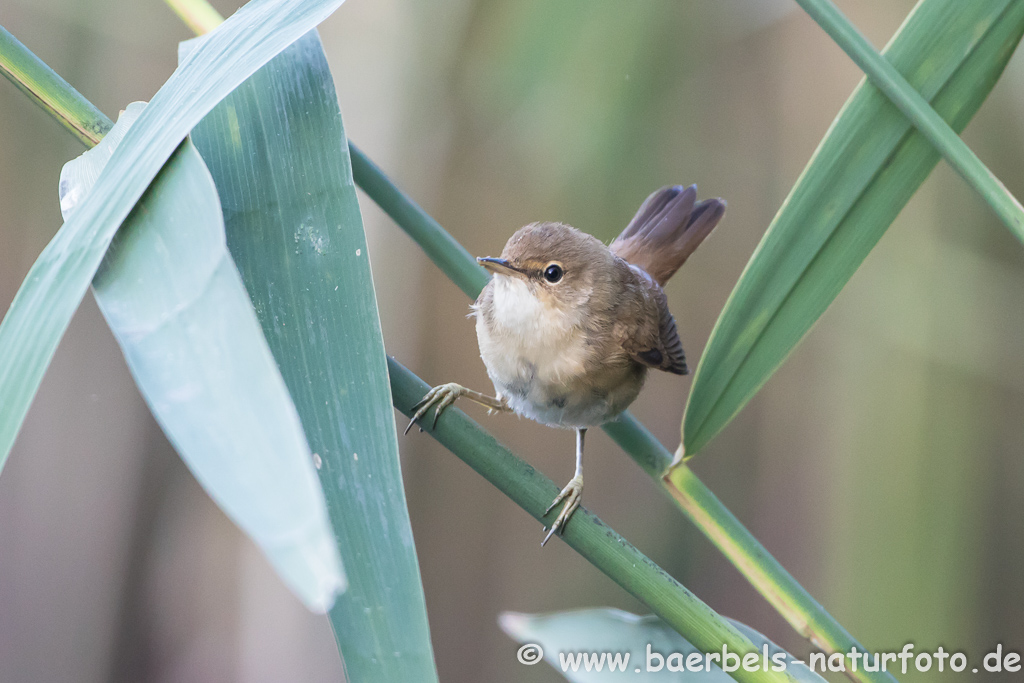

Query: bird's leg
542;428;586;546
404;383;510;435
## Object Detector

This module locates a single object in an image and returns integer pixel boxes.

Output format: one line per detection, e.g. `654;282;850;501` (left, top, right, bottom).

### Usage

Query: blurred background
2;0;1024;681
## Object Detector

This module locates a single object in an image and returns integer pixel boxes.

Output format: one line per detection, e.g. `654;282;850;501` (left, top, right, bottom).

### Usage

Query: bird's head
477;222;615;324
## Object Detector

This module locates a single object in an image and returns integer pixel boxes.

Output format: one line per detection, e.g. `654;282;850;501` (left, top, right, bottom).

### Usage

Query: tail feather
610;185;725;285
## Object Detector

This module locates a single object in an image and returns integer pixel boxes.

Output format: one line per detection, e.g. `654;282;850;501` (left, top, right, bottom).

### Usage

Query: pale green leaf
59;103;344;613
0;0;347;472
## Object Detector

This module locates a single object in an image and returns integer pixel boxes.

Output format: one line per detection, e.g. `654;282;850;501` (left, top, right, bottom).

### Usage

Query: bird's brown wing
619;283;688;375
610;185;725;286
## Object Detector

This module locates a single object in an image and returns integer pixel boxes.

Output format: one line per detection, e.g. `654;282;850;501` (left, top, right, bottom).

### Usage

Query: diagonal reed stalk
387;358;793;683
162;0;225;36
794;0;1024;243
0;27;111;146
3;5;898;681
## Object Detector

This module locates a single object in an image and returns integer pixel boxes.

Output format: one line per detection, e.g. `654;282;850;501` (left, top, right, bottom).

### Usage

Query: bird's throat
488;275;572;342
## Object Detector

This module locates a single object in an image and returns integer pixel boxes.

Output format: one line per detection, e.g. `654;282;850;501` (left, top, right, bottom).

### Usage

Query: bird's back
608;185;725;376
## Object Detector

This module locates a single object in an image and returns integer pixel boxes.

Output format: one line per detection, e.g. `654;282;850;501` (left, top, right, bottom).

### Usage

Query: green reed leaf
187;31;439;682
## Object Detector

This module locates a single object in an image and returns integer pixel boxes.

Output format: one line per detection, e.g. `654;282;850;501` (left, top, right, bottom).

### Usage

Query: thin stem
794;0;1024;244
389;358;790;683
663;463;837;651
0;26;111;147
162;0;225;36
603;416;893;683
349;146;489;299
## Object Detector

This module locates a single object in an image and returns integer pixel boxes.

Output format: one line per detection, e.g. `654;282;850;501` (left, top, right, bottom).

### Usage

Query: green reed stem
162;0;225;36
389;358;793;683
0;26;111;146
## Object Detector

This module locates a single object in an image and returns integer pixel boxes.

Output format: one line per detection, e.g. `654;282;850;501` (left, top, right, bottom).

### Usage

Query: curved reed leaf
60;103;344;612
0;0;347;474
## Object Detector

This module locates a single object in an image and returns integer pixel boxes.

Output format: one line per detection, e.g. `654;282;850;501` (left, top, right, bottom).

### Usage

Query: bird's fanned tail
610;185;725;286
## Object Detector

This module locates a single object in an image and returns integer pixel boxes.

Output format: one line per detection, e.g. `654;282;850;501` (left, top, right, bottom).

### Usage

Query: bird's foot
542;475;583;546
405;382;468;435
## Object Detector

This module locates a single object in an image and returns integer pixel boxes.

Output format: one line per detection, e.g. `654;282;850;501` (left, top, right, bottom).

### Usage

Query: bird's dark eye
543;263;564;283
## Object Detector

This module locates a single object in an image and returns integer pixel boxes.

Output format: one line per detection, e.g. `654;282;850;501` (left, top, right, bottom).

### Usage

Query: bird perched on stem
407;185;725;545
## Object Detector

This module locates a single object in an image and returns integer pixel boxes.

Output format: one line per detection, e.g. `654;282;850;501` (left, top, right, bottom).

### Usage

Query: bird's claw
404;383;465;435
541;475;583;546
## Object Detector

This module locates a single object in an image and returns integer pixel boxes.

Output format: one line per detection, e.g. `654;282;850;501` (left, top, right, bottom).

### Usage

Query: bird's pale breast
474;275;645;428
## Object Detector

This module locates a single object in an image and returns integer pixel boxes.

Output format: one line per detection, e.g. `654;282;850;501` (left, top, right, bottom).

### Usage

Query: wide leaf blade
500;608;824;681
58;103;345;612
683;0;1024;457
0;0;346;473
187;31;438;681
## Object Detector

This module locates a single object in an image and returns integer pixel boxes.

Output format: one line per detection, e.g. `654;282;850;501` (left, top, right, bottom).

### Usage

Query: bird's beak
477;257;524;277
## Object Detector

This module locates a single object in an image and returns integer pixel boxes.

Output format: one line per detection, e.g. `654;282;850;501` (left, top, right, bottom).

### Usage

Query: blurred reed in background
1;0;1023;681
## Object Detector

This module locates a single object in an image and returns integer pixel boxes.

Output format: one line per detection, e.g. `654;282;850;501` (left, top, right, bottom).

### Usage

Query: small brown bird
407;185;724;544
